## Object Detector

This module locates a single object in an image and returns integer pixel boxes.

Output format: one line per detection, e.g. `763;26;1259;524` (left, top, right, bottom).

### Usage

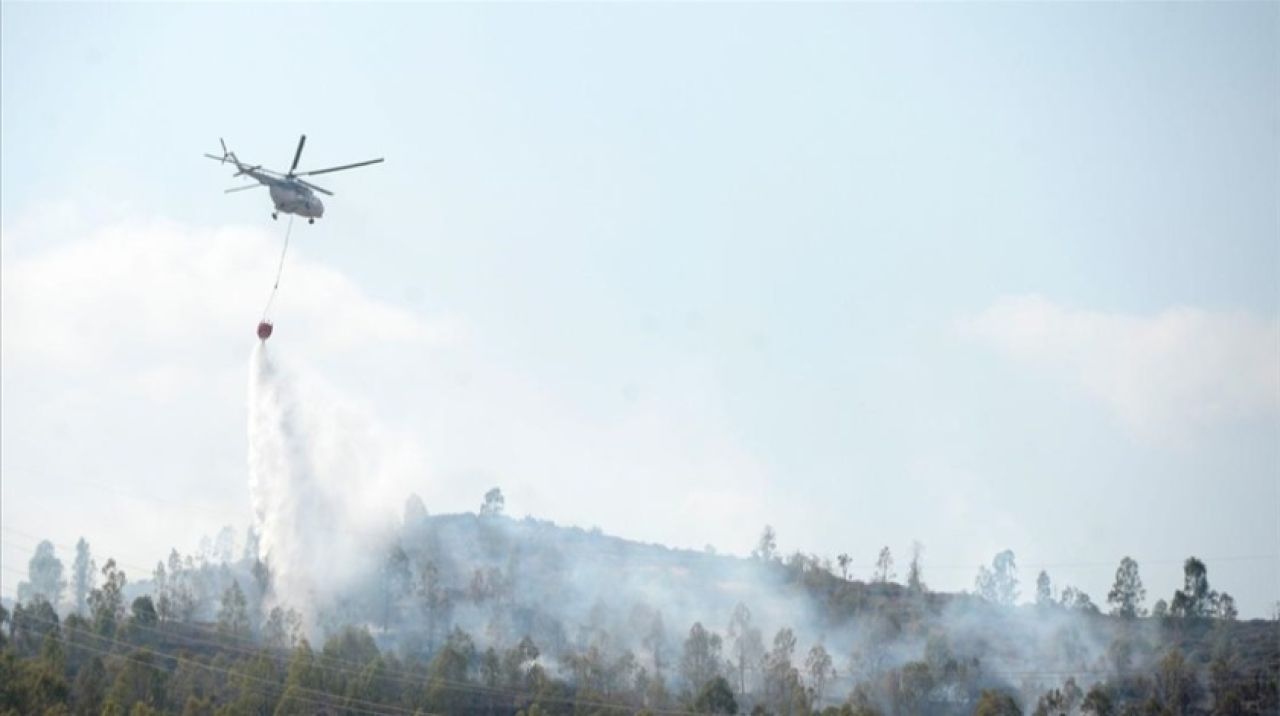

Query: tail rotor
204;138;239;167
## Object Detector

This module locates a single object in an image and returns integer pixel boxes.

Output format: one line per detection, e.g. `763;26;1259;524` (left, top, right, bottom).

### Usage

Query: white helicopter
205;135;383;223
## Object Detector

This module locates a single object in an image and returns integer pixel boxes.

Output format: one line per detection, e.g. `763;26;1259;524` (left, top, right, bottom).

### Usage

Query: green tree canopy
1106;557;1147;618
694;676;738;714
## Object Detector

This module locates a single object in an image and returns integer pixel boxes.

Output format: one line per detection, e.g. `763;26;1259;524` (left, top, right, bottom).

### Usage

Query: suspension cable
260;215;295;323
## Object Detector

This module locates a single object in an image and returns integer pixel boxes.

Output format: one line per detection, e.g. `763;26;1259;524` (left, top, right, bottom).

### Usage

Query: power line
9;601;1275;714
2;541;704;715
6;545;1278;699
10;605;705;715
7;525;1279;704
12;613;426;716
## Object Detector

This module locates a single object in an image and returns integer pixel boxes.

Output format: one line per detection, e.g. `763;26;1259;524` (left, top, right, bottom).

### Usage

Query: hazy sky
3;3;1277;617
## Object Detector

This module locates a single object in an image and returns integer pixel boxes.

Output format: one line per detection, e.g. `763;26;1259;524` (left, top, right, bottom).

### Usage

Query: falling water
247;342;338;611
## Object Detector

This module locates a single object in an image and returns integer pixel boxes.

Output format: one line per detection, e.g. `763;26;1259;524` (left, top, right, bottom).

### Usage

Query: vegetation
2;503;1276;715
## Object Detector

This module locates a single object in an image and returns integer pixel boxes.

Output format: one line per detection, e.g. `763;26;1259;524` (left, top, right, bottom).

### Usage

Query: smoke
242;337;1151;707
241;347;1179;713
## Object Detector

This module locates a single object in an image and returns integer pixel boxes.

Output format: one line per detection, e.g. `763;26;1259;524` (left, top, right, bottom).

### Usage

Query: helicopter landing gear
308;218;315;225
272;212;279;220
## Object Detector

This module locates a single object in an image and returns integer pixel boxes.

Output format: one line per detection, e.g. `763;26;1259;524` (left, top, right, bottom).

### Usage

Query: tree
804;644;835;705
1151;599;1169;619
837;554;851;580
906;541;926;593
1059;586;1100;614
164;654;215;715
480;487;505;517
1214;592;1238;621
897;661;934;714
72;655;108;716
221;653;278;715
640;609;668;679
18;540;66;609
1033;688;1067;716
212;525;237;564
975;567;996;600
264;605;303;649
694;676;738;714
242;526;260;562
416;558;452;650
480;646;501;688
71;538;95;617
1081;683;1113;716
766;628;796;678
163;550;196;623
404;493;428;525
1;642;70;714
680;622;724;693
874;547;895;583
382;544;411;629
130;596;158;629
151;562;171;624
87;559;126;636
105;650;166;712
752;526;777;562
974;689;1022;716
1035;571;1053;607
975;550;1018;606
1107;556;1147;618
216;580;250;640
425;627;478;713
502;635;540;688
762;628;807;715
275;640;324;715
324;625;383;669
1062;678;1083;712
1154;648;1199;713
1208;648;1243;716
727;604;764;698
1171;557;1213;618
11;598;60;654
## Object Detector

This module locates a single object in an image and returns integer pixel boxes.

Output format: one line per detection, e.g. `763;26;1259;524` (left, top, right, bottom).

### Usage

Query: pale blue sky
3;3;1277;616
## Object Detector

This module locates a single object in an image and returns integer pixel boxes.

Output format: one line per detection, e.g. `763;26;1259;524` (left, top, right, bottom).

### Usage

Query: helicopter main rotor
208;134;384;197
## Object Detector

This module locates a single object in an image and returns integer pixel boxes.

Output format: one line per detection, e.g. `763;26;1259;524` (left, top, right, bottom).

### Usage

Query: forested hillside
3;494;1277;715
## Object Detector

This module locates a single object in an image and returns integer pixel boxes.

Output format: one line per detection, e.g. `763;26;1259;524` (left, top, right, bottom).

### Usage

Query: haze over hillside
7;497;1278;714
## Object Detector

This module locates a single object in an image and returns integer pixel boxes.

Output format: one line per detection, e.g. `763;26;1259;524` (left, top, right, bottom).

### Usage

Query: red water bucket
257;321;274;340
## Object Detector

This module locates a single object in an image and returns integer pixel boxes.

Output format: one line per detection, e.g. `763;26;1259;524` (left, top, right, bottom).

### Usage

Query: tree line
1;506;1275;715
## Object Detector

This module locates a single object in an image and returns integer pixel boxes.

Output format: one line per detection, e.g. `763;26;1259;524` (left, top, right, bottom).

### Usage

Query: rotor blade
295;157;384;177
297;179;334;196
203;153;227;162
220;138;228;155
289;134;306;175
225;184;265;193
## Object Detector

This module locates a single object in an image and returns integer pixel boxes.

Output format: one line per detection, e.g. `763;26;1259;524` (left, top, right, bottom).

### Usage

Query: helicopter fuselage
267;180;324;219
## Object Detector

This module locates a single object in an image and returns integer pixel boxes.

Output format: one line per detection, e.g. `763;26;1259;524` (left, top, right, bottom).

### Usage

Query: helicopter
205;135;383;223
